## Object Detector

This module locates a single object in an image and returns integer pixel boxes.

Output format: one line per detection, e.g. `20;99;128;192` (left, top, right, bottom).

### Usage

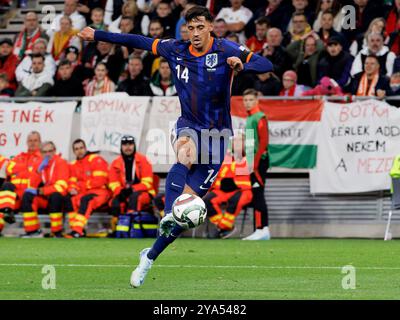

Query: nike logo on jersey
171;182;182;188
176;57;183;61
199;185;209;190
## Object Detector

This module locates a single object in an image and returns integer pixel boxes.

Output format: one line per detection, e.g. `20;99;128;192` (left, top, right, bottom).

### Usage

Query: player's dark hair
243;88;258;97
214;18;226;24
121;16;134;23
321;9;334;18
72;139;86;149
292;12;307;20
185;6;213;23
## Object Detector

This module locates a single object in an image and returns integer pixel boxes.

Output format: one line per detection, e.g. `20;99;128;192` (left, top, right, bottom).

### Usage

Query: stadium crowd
0;0;400;98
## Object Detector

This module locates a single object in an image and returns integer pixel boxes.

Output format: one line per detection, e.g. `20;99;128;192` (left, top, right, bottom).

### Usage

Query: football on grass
172;193;207;229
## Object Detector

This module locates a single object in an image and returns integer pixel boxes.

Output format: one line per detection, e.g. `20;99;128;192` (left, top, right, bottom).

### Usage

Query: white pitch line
0;263;399;270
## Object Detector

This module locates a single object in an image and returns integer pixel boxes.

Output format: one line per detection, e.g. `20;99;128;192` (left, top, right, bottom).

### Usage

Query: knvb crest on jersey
205;53;218;69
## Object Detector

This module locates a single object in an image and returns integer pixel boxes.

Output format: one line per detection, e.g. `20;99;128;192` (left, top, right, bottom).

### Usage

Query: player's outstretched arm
243;53;273;74
78;27;156;52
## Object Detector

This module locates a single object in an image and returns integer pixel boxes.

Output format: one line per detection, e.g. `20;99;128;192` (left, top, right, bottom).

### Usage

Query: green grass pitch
0;238;399;300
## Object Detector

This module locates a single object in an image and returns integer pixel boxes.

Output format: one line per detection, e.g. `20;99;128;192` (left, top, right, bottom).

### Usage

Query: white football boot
130;248;153;288
242;226;271;240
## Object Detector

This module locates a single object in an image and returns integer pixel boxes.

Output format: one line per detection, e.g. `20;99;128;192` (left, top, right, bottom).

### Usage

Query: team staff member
0;131;43;229
242;88;270;240
65;139;110;238
204;135;252;238
20;141;69;238
109;135;156;217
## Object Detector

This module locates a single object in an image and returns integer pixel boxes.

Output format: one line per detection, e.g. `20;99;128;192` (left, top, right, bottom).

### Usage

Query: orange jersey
109;153;155;197
6;150;42;190
40;154;69;196
69;153;109;193
212;155;251;191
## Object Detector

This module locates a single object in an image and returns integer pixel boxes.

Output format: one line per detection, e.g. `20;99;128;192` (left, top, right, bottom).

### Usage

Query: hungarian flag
230;97;323;169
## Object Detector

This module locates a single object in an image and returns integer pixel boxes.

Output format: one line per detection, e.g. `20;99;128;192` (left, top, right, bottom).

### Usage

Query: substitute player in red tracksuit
0;154;9;235
204;135;253;238
0;131;43;234
109;135;156;217
65;139;110;238
20;141;69;238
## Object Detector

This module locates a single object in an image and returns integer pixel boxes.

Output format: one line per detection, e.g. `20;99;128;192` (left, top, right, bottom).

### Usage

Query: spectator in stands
287;32;325;88
175;2;195;40
152;0;176;37
48;0;87;37
282;12;312;46
316;10;344;47
226;32;240;43
215;0;253;44
109;135;156;217
254;71;281;96
64;45;85;82
82;40;124;83
88;7;107;31
48;59;85;96
279;70;307;96
394;56;400;74
13;12;49;60
302;76;344;96
349;17;386;57
0;73;14;96
77;0;107;25
0;38;18;90
150;57;177;96
47;16;82;64
15;54;54;97
317;35;354;87
285;0;316;33
350;32;396;77
84;62;115;96
117;56;152;96
262;28;292;79
346;55;391;98
313;0;344;32
204;134;253;238
385;0;400;35
386;16;400;56
142;18;164;77
64;139;110;238
343;0;384;42
16;38;57;83
104;0;125;25
254;0;290;32
20;141;69;238
179;23;190;41
108;0;144;34
213;18;229;38
246;17;269;53
389;72;400;101
0;131;42;232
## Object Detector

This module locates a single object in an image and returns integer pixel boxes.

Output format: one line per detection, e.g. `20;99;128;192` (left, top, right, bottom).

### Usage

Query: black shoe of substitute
3;208;15;224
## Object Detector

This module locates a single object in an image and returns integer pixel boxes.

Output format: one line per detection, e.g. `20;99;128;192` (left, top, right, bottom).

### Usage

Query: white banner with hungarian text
81;92;150;153
0;101;76;159
310;99;400;193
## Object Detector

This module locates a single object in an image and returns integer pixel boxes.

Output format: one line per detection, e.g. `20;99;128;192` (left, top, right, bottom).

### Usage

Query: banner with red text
81;93;150;153
231;97;323;168
310;100;400;193
0;101;76;159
